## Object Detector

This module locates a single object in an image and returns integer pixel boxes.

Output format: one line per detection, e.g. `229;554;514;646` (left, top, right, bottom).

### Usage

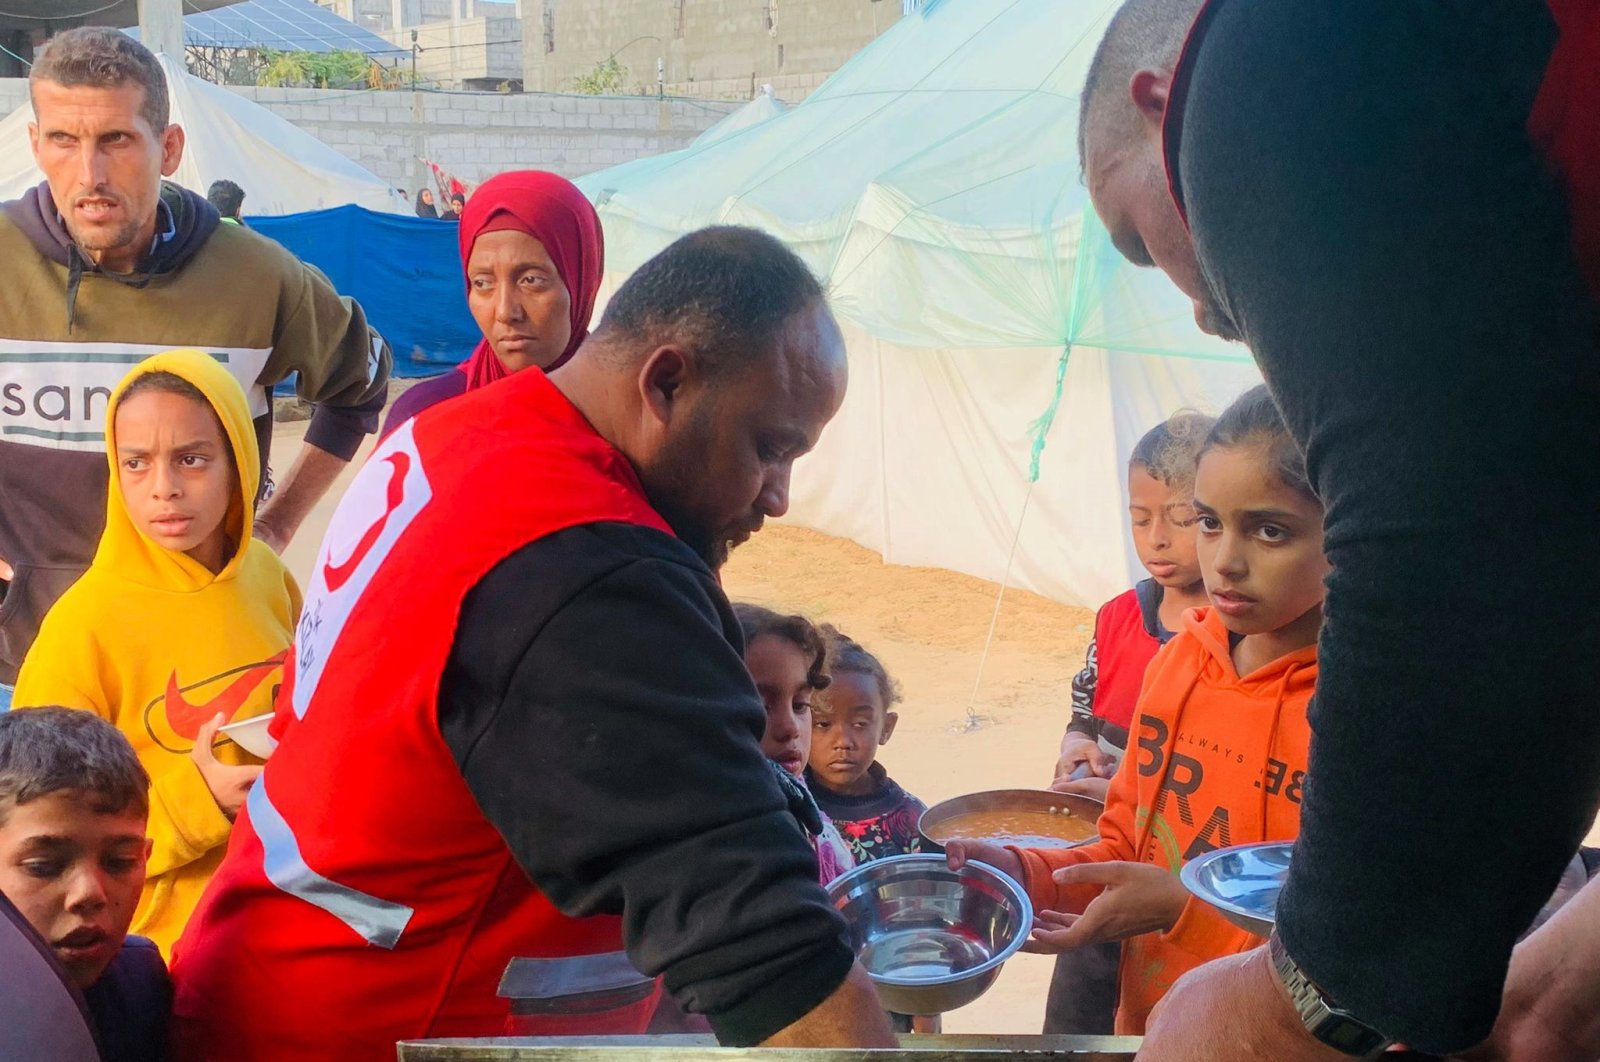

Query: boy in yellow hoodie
948;385;1329;1034
14;349;301;956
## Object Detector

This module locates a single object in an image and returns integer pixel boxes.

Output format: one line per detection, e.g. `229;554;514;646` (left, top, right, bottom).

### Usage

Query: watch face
1321;1018;1388;1055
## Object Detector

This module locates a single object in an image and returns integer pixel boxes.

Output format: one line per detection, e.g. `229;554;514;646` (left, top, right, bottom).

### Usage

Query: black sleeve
439;524;853;1047
1179;3;1600;1052
303;382;386;459
1065;636;1101;739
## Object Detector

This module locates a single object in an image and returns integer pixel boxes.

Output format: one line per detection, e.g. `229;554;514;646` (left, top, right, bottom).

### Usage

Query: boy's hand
192;713;264;821
1053;736;1117;788
943;840;1025;886
1022;861;1189;953
1049;775;1111;801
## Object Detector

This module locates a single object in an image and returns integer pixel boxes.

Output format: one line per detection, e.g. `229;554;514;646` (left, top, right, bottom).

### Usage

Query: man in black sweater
1077;1;1600;1059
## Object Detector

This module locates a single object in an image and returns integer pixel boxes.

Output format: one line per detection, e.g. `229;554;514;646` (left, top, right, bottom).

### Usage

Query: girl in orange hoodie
948;385;1330;1034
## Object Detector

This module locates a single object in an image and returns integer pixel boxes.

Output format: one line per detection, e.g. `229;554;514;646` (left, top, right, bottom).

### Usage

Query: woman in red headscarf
381;170;603;437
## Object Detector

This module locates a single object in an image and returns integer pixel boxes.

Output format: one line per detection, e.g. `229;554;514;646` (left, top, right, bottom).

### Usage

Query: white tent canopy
579;0;1262;609
0;54;403;216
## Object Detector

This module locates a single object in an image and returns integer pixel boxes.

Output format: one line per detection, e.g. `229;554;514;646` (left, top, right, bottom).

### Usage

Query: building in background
318;0;521;90
0;0;238;77
520;0;908;101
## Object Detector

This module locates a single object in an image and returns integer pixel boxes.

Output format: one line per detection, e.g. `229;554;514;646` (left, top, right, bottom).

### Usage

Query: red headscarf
457;170;604;391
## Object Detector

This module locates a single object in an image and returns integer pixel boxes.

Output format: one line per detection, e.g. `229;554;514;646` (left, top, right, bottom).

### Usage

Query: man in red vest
1074;2;1600;1060
170;227;897;1060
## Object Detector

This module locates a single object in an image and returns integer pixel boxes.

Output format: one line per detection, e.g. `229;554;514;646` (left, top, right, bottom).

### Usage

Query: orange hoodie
1015;606;1317;1033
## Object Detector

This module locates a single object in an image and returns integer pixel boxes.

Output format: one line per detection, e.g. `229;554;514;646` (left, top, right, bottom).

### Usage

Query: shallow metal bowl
826;854;1033;1015
1180;841;1292;938
918;789;1104;852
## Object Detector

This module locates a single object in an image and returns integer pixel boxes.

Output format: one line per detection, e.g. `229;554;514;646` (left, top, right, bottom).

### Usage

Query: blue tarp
248;204;477;380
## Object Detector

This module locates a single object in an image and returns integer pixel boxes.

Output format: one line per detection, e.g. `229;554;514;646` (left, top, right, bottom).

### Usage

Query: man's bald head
558;226;846;569
1076;0;1239;340
588;225;827;377
1077;0;1204;174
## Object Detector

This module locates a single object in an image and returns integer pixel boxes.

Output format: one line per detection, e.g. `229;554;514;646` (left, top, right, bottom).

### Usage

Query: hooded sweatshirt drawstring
1132;664;1207;863
62;243;157;332
1;181;219;332
1258;662;1302;840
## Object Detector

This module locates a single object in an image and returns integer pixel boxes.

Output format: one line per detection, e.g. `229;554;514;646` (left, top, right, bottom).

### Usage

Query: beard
65;211;144;258
1197;291;1244;343
639;407;737;571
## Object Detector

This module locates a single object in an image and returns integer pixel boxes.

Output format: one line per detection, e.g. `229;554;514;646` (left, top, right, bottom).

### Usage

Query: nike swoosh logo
160;651;289;741
323;451;409;593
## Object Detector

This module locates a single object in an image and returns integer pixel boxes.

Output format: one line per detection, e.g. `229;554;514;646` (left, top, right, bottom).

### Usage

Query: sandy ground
272;401;1600;1036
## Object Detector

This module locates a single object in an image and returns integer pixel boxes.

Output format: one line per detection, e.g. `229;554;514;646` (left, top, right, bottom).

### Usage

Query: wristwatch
1268;931;1394;1058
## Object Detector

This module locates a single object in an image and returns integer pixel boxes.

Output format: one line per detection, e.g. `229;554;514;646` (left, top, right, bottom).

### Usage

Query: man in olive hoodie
0;27;391;703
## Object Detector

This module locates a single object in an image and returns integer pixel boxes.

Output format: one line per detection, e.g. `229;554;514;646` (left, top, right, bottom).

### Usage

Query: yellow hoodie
15;349;301;956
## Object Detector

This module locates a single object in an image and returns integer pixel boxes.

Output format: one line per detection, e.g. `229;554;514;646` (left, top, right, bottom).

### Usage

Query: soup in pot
929;806;1097;849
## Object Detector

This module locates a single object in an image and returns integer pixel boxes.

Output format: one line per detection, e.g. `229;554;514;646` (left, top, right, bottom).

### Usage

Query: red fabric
1528;0;1600;300
457;170;604;391
170;370;671;1062
1088;588;1162;731
1160;0;1221;231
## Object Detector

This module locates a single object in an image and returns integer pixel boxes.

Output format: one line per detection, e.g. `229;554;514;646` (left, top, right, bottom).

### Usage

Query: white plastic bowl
218;713;276;758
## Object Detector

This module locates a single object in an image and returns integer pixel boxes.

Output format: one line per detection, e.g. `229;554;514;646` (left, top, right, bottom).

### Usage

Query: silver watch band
1268;931;1393;1058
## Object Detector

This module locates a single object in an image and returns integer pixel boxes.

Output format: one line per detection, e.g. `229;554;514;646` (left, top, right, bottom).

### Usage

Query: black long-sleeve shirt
1172;1;1600;1052
437;521;854;1046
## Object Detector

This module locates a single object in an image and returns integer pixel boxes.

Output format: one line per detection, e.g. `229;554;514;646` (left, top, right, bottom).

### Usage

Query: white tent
691;86;787;149
0;54;403;216
578;0;1262;609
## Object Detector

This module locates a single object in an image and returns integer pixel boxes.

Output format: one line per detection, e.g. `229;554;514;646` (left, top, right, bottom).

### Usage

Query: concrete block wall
241;87;737;190
0;79;737;193
522;0;901;100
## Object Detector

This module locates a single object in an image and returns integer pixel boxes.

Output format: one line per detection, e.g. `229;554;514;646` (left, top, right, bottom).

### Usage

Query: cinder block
358;107;386;123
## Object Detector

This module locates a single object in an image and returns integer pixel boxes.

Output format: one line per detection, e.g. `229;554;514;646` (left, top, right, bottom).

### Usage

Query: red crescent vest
171;370;672;1062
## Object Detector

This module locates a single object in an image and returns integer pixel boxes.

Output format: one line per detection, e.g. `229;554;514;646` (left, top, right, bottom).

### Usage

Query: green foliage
571;56;627;96
256;49;376;89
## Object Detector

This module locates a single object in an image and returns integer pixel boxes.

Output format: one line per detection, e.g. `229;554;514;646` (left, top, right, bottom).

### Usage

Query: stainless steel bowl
1180;841;1292;937
918;789;1104;852
825;853;1033;1015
